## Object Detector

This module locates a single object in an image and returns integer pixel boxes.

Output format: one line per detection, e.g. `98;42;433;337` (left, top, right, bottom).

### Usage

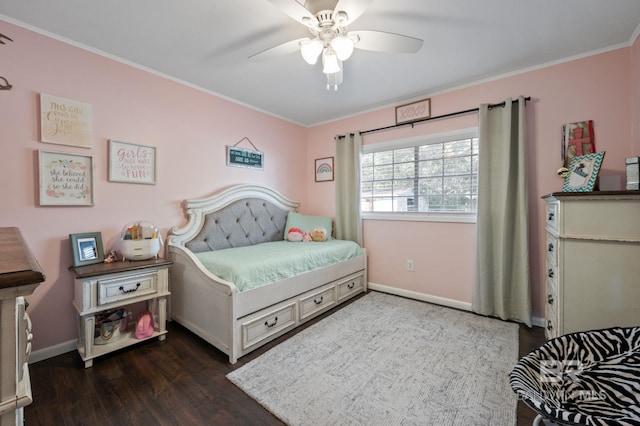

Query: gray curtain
335;132;363;246
473;97;532;326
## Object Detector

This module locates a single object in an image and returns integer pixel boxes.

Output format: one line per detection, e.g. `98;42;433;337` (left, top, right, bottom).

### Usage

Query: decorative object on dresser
69;232;104;267
0;227;45;425
168;184;367;364
119;221;162;261
228;291;519;426
543;191;640;340
561;152;605;192
626;157;640;190
71;258;171;368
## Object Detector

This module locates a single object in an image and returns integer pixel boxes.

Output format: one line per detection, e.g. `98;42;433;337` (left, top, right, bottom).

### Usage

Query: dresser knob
314;296;324;305
547;320;553;331
547;294;554;305
548;243;554;252
548;212;555;221
548;269;554;278
264;317;278;328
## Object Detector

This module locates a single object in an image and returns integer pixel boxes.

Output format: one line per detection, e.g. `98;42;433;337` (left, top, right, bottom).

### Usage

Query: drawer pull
264;317;278;328
548;269;554;279
547;320;553;331
548;212;555;221
119;282;141;294
548;243;554;252
347;282;355;289
547;294;554;305
314;296;324;305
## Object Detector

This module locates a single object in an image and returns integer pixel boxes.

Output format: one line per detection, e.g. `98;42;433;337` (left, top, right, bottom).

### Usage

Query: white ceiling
1;0;640;126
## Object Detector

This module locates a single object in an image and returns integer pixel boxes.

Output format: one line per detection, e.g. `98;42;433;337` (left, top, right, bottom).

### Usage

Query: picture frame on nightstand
70;232;105;267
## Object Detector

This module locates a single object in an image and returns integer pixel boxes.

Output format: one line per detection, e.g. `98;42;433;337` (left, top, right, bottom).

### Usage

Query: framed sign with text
40;93;92;148
38;150;94;206
395;98;431;125
108;140;157;184
226;146;264;170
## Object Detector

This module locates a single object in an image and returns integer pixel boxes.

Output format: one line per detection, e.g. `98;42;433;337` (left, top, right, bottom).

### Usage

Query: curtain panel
473;97;532;326
335;132;363;246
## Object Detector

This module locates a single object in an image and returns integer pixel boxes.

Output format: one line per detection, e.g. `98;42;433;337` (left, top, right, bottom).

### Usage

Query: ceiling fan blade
350;30;423;53
333;0;374;25
268;0;317;27
249;38;308;62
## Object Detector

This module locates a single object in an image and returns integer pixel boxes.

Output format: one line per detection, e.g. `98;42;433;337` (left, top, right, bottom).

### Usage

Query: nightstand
71;258;171;368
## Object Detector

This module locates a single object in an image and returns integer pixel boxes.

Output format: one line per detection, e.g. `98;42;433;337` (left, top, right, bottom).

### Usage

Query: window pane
393;196;414;212
394;147;415;163
419;177;443;195
362;165;374;182
443;156;471;176
374;151;393;165
393;179;413;196
419;159;442;177
444;139;471;156
362;153;373;167
373;164;393;180
394;162;415;179
419;144;442;160
372;180;392;196
371;197;393;212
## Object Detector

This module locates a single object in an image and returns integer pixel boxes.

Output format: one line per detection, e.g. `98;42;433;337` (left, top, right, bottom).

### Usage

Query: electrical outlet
407;260;414;272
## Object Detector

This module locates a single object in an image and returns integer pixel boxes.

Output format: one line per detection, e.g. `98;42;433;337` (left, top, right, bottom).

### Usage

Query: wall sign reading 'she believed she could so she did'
38;150;94;206
108;140;157;184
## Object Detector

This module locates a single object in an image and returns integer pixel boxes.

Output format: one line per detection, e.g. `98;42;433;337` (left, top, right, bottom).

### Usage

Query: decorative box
626;157;640;190
120;221;162;260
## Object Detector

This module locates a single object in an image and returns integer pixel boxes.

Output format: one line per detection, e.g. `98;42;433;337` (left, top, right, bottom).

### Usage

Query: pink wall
1;21;307;352
633;35;640;154
2;18;638;355
307;48;635;321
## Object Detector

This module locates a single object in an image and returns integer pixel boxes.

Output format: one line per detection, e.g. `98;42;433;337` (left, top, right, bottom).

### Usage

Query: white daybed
167;184;367;364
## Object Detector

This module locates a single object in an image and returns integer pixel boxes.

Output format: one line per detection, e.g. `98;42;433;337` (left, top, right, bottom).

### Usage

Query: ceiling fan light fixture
330;35;354;61
300;38;323;64
322;48;341;74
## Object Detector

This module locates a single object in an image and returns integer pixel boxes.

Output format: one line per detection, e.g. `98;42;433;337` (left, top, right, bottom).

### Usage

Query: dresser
71;258;171;368
0;228;45;426
543;191;640;339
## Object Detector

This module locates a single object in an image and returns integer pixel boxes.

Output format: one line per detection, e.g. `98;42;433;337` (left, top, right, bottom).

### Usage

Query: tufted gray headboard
185;198;289;253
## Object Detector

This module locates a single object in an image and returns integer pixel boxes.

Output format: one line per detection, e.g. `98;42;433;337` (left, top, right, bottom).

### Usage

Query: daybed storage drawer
299;286;336;321
241;302;296;350
337;274;364;300
98;271;158;305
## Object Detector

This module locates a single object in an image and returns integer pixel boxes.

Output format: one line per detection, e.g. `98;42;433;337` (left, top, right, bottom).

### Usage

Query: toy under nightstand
71;258;171;368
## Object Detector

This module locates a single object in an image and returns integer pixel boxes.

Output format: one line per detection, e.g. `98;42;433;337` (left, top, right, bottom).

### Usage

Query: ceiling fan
250;0;424;90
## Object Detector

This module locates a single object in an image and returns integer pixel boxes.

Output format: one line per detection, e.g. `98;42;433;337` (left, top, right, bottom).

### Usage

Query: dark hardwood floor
25;293;545;425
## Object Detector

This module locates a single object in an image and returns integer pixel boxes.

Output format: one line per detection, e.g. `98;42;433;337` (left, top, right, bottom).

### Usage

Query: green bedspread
195;240;364;292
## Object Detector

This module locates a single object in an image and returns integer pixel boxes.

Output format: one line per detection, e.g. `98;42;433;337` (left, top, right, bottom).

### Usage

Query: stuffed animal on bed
287;227;303;242
311;226;328;242
302;231;312;242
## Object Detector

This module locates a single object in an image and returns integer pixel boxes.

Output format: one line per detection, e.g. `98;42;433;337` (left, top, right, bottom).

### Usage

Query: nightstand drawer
98;271;158;305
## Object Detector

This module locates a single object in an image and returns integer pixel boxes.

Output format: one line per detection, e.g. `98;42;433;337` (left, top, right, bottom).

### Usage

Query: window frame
361;127;478;223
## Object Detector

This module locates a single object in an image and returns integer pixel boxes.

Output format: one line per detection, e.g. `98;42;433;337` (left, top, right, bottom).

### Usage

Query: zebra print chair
510;327;640;426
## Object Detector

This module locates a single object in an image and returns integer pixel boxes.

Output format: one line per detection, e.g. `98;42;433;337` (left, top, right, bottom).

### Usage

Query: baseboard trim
29;339;77;364
367;282;473;312
368;282;544;329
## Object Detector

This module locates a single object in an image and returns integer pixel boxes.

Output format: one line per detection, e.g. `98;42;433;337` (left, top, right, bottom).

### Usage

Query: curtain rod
356;96;531;136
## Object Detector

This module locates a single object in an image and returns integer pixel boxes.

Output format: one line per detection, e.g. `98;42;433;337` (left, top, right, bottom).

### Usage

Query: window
361;129;478;222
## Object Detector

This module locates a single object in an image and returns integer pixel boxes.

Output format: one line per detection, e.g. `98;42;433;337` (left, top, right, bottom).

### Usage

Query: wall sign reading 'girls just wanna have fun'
108;140;157;184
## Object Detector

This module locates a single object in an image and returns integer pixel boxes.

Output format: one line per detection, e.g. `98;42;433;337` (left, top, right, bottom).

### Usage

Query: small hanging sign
226;137;264;170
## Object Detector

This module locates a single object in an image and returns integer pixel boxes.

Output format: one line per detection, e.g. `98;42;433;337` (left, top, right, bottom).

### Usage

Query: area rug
227;291;519;426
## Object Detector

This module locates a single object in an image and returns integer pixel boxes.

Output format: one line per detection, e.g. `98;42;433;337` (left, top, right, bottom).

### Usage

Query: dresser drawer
546;202;559;233
241;302;296;350
299;286;337;321
337;274;364;301
98;271;158;305
546;233;558;267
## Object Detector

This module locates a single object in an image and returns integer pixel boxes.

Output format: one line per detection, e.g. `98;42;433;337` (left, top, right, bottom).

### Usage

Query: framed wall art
108;140;157;184
40;93;92;148
315;157;334;182
38;150;94;206
395;98;431;125
562;151;605;192
69;232;104;267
